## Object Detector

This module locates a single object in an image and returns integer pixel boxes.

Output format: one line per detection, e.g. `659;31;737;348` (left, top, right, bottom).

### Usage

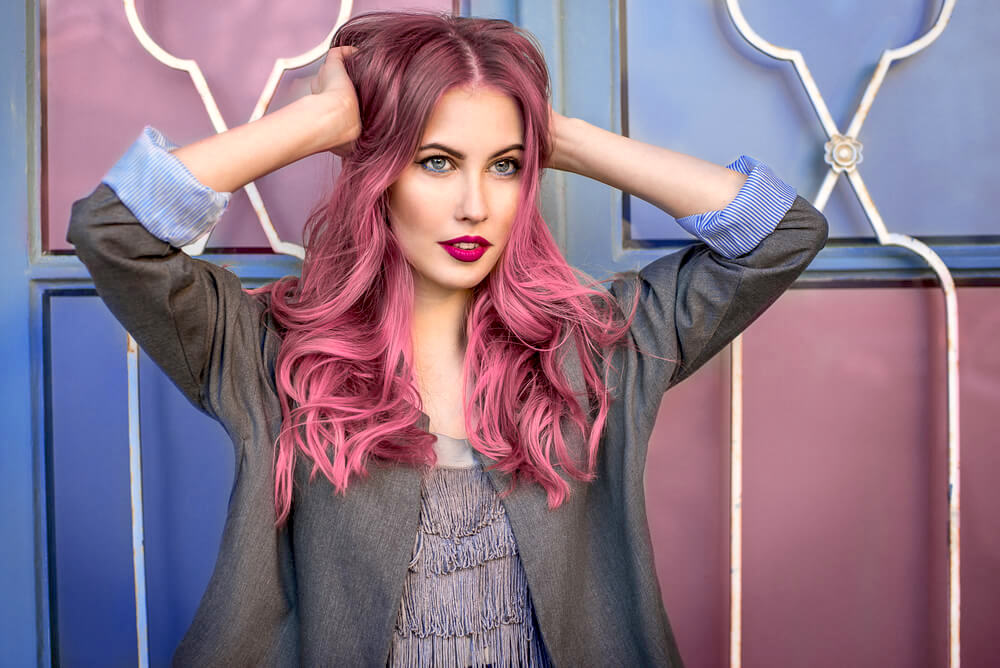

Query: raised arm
167;46;360;195
545;112;828;410
548;110;750;220
67;47;362;421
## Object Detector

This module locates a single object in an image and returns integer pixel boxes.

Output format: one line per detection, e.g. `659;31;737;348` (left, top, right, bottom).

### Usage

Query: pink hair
253;11;640;526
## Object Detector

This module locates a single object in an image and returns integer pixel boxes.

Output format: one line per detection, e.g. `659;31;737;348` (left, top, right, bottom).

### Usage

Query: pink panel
956;288;1000;665
45;0;453;252
645;352;731;667
645;286;1000;667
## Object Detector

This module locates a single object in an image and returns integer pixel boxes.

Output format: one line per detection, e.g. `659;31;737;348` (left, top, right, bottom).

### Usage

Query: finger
327;45;358;59
323;46;355;68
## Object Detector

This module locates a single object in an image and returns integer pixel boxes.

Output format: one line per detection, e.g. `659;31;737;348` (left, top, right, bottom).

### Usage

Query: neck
411;283;471;364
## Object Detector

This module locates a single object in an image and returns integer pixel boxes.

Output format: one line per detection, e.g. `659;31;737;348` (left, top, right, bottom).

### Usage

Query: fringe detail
414;466;518;576
396;555;531;637
388;465;552;667
387;614;552;667
418;466;506;539
417;511;519;576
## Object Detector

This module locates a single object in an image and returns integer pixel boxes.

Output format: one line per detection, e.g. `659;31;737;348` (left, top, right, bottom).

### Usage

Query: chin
450;275;488;291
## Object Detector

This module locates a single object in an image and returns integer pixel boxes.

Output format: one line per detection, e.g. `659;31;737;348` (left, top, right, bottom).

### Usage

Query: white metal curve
723;0;839;138
846;0;957;138
249;8;352;123
813;169;839;212
886;0;958;60
122;0;356;258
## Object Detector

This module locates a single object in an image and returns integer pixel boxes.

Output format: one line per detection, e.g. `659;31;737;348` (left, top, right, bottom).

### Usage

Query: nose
456;173;488;224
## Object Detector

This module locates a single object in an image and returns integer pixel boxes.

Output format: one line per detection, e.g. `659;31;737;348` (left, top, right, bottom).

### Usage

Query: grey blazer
68;183;828;667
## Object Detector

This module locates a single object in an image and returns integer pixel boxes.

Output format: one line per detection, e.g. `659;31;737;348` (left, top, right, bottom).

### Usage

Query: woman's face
387;85;524;300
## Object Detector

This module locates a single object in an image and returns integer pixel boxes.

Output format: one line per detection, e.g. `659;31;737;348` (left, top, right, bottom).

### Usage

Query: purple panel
742;288;948;668
45;0;453;252
645;286;1000;667
949;288;1000;666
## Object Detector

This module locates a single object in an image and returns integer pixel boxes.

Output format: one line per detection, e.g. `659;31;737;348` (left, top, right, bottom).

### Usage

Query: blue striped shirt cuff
675;155;797;259
100;126;231;247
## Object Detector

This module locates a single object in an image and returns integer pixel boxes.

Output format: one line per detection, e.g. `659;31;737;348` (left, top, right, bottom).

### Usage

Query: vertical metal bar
126;333;149;668
723;2;961;665
729;334;744;668
946;287;962;668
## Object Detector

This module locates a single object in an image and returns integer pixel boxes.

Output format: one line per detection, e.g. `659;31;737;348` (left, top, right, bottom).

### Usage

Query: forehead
419;85;523;150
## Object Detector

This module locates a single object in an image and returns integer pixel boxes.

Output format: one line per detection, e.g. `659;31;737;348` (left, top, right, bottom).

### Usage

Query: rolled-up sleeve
101;125;231;247
675;155;798;259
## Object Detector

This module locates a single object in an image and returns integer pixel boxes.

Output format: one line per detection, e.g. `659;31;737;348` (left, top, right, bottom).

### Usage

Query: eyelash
417;155;521;177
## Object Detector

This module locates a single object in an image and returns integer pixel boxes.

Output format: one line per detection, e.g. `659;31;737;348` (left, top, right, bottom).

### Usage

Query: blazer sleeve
67;182;274;429
607;190;828;418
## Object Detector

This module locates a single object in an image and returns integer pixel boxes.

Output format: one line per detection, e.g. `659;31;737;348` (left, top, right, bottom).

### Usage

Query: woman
69;10;827;667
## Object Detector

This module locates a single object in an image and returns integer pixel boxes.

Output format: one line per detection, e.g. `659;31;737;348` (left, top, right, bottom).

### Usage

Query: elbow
66;182;163;269
786;194;829;257
806;201;830;257
66;185;106;256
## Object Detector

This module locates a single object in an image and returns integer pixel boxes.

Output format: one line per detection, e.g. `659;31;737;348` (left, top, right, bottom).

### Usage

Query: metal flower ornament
723;2;962;667
823;134;863;174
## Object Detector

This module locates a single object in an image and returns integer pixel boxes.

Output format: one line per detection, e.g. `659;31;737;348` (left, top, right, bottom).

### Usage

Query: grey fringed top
387;433;552;667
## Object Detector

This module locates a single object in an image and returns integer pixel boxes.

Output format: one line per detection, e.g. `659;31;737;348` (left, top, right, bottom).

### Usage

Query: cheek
494;188;520;241
391;180;452;234
388;188;429;243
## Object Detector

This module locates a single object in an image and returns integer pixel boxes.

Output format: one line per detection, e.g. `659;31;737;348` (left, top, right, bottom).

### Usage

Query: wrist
298;92;361;156
548;115;589;174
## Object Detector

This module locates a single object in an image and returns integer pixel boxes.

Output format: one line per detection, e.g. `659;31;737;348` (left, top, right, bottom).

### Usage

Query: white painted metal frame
723;2;961;666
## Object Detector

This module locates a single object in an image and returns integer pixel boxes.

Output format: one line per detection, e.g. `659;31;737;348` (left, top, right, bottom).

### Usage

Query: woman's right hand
310;45;362;158
166;45;362;192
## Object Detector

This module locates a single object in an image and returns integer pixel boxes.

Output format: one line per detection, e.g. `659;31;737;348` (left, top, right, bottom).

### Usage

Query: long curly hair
254;11;639;526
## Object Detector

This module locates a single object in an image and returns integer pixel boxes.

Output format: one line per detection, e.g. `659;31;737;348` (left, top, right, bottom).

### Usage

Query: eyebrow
416;142;524;161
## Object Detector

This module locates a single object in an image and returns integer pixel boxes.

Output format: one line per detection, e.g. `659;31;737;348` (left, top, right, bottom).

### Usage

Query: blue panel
139;348;233;666
469;0;518;22
560;0;624;272
47;294;136;666
0;0;37;663
47;294;234;666
625;0;999;241
556;0;998;279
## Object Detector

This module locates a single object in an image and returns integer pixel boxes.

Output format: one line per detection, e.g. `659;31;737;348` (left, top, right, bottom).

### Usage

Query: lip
441;235;492;246
438;235;492;263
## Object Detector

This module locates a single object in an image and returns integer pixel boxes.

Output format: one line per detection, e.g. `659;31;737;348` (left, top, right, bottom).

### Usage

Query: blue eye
492;158;520;176
416;155;521;176
419;156;451;173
